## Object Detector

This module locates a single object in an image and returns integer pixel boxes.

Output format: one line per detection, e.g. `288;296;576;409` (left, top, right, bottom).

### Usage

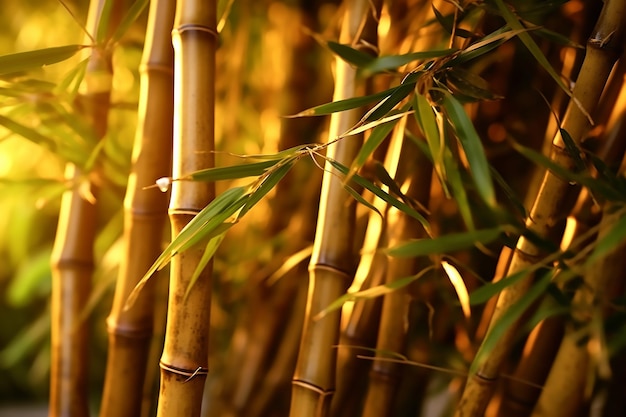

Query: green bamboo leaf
492;0;572;97
328;159;431;233
414;94;446;186
125;187;247;309
442;92;496;206
559;128;586;172
446;68;504;102
184;232;228;301
452;26;517;64
111;0;150;43
316;267;435;319
238;159;297;218
512;142;623;201
587;210;626;264
343;111;411;138
0;115;57;150
361;83;416;124
469;267;531;305
470;270;552;374
186;160;281;182
385;227;503;257
361;49;457;76
443;147;475;229
327;41;375;67
372;161;408;203
56;58;89;97
287;88;399;117
96;0;115;44
225;144;305;160
345;184;383;218
0;45;86;76
490;166;527;218
349;118;398;177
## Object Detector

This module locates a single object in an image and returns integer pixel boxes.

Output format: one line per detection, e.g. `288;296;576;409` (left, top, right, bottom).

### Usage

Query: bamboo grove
2;1;626;417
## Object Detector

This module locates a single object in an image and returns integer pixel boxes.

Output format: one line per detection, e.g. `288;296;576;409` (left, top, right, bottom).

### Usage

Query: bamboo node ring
173;24;218;40
159;361;209;383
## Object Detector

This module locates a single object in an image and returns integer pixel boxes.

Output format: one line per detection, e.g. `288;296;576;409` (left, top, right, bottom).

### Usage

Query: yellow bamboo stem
99;1;175;416
289;1;381;416
49;1;123;415
154;0;217;416
454;1;626;416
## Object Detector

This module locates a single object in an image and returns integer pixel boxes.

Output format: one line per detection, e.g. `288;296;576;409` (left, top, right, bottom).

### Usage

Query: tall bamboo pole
99;1;175;416
289;1;381;416
155;0;217;416
49;1;123;416
454;1;626;416
362;118;432;417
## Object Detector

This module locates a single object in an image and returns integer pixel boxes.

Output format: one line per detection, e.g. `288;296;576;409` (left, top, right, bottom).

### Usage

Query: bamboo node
159;361;209;382
173;24;218;40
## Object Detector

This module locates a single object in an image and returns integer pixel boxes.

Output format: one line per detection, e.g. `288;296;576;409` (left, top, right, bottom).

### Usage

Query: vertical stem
99;0;175;416
289;1;381;417
155;1;217;416
49;0;123;415
454;1;625;415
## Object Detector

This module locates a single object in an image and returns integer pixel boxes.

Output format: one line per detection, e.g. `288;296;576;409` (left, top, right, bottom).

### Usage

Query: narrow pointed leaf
327;41;375;67
186;159;282;181
111;0;150;43
385;227;503;258
316;267;435;319
559;128;586;171
238;158;297;218
442;92;496;206
0;115;56;150
349;118;397;177
361;49;457;76
184;232;228;301
492;0;572;97
0;45;86;76
587;211;626;264
287;88;400;117
470;270;552;374
329;159;430;232
125;186;246;308
361;83;415;123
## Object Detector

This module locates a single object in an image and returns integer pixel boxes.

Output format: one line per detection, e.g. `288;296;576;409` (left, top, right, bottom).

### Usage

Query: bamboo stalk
361;116;432;417
454;1;626;416
49;1;123;416
289;1;381;416
496;47;626;417
99;1;175;416
155;1;217;416
531;201;626;417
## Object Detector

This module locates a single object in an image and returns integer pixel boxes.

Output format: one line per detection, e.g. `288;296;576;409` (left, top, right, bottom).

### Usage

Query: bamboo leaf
287;88;399;117
96;0;114;43
442;92;496;206
183;232;228;301
442;261;471;319
385;227;503;257
328;159;431;233
111;0;150;43
186;160;281;181
470;270;552;374
327;41;374;67
315;267;435;319
445;68;504;102
360;83;415;123
559;128;586;172
0;45;86;76
492;0;572;97
512;141;623;201
587;210;626;264
0;115;57;150
349;118;397;177
343;111;411;138
469;267;531;305
125;187;247;309
238;158;297;218
414;94;446;186
361;48;457;76
345;184;383;218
